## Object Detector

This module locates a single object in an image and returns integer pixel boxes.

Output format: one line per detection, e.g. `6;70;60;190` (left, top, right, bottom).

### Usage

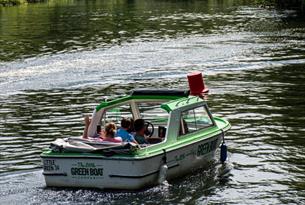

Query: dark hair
121;118;131;129
105;123;116;138
134;119;145;132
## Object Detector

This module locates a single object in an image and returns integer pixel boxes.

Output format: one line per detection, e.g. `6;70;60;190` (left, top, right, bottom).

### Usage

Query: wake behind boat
41;72;231;190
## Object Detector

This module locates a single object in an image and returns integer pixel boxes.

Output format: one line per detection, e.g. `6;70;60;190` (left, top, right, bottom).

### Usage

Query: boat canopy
95;89;189;112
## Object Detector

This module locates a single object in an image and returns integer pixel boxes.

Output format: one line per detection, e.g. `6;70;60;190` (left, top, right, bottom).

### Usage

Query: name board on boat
197;138;218;156
43;159;60;171
71;162;103;179
174;138;218;162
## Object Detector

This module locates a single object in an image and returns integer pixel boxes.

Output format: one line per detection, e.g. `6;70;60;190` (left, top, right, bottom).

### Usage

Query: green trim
41;150;137;159
161;96;203;112
96;96;131;111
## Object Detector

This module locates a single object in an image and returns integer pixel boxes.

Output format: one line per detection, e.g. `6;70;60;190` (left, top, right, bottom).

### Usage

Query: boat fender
158;164;168;184
220;130;227;163
158;149;168;184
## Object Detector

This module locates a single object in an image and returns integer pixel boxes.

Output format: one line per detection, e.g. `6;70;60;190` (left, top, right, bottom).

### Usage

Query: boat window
101;104;133;129
136;102;169;127
179;105;213;136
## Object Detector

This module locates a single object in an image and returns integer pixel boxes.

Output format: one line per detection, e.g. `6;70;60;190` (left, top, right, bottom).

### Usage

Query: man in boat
133;119;149;144
116;118;138;144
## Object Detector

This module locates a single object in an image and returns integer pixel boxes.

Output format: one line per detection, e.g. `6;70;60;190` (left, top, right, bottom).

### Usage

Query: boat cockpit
100;100;168;142
86;89;215;147
87;89;188;145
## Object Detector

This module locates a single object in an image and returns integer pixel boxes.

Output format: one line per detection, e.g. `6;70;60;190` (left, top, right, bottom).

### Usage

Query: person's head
134;119;145;136
121;118;131;130
105;122;117;138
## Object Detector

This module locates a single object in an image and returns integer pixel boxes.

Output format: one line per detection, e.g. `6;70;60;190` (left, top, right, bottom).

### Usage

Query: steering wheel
144;121;154;138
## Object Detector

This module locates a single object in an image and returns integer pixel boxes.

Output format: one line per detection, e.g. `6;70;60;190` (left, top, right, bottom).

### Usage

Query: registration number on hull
43;159;59;171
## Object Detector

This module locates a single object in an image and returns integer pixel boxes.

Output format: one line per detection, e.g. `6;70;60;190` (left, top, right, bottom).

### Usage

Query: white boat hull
42;134;222;190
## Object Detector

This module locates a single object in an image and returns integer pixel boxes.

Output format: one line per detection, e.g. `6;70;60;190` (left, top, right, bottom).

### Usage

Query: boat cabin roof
95;89;201;112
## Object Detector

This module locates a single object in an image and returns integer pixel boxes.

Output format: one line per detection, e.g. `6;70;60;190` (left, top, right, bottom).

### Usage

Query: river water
0;0;305;204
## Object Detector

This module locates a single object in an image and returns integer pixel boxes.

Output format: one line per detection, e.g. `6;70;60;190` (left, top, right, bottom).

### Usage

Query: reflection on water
0;0;303;62
0;0;305;204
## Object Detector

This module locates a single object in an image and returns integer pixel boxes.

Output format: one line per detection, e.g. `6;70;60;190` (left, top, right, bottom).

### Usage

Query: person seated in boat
116;118;138;144
102;122;122;143
134;119;149;144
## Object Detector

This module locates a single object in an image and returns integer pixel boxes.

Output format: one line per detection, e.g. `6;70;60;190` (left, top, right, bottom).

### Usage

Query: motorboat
41;72;231;190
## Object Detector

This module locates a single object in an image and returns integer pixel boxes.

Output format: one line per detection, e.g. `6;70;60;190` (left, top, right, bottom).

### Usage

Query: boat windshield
135;102;169;140
179;105;214;136
100;103;133;129
136;102;169;128
99;101;169;140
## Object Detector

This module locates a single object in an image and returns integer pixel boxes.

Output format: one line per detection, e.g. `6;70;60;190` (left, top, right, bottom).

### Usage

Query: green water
0;0;305;204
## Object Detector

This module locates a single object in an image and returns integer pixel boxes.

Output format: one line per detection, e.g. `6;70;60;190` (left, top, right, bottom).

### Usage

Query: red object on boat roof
187;71;209;96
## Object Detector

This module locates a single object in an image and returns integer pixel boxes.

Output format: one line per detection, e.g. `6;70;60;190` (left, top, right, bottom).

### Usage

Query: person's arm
82;116;91;139
129;134;138;144
132;139;139;144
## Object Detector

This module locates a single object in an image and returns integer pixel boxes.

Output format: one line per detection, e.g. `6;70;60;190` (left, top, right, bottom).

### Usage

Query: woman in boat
133;119;149;144
116;118;138;144
102;122;123;143
82;116;122;143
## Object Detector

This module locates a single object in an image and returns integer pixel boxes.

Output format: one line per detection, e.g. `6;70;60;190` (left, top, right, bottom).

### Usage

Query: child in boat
134;119;149;144
102;122;122;143
116;118;138;144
